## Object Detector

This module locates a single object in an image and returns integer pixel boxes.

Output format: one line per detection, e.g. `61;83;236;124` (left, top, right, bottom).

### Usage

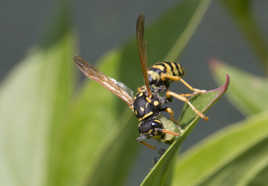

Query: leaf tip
222;73;230;93
208;58;230;93
209;73;230;94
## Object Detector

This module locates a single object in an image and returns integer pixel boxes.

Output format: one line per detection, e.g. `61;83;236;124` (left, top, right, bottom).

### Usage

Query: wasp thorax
148;70;169;92
133;89;165;120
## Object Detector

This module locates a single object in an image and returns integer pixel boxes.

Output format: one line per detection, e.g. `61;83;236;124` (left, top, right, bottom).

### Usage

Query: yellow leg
161;74;207;94
139;141;156;150
161;129;179;136
179;93;197;97
165;107;178;125
166;90;208;120
136;135;156;150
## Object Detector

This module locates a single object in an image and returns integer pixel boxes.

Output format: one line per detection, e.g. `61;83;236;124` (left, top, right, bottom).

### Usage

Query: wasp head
138;118;164;137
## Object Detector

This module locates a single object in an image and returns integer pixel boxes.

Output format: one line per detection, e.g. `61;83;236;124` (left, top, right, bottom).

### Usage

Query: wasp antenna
136;14;152;97
161;129;180;136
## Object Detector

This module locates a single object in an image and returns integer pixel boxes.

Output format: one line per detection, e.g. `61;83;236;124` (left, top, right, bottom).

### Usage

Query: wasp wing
109;77;134;98
136;14;152;97
73;56;134;110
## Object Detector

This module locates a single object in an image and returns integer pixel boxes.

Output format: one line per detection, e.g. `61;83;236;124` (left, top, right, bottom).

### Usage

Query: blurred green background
0;0;267;185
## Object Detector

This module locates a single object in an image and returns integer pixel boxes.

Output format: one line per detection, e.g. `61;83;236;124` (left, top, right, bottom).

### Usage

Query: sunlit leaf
0;1;75;186
0;33;75;186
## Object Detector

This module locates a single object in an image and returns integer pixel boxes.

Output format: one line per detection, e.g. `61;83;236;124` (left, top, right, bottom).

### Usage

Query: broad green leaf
0;33;75;186
221;0;268;71
141;75;229;186
199;138;268;186
172;110;268;186
0;1;75;186
51;0;212;186
210;59;268;115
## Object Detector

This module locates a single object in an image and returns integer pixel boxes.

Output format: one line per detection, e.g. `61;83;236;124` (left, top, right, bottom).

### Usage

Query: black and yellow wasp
73;56;178;149
74;14;207;149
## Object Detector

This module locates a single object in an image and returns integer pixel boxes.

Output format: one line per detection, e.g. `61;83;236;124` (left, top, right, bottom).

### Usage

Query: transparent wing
109;77;134;98
73;56;134;109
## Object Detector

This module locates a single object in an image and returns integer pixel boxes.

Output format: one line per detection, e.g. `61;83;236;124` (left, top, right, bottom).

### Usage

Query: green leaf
0;1;75;186
172;110;268;186
247;165;268;186
210;59;268;115
141;76;229;186
0;33;75;186
221;0;268;71
50;0;212;186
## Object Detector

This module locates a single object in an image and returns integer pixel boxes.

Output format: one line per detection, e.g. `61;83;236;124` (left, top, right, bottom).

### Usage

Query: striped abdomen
147;61;184;92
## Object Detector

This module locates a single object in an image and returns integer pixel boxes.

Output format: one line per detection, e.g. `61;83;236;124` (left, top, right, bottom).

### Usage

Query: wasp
73;14;207;149
73;56;178;150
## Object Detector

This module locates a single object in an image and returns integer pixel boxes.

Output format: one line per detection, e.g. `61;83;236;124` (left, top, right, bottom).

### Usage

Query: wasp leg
164;107;179;125
136;136;156;150
139;141;156;150
161;74;207;94
160;129;180;136
166;90;208;120
179;93;197;97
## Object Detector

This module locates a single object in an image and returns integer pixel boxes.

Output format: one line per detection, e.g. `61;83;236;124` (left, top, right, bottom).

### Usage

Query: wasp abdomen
148;61;184;92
